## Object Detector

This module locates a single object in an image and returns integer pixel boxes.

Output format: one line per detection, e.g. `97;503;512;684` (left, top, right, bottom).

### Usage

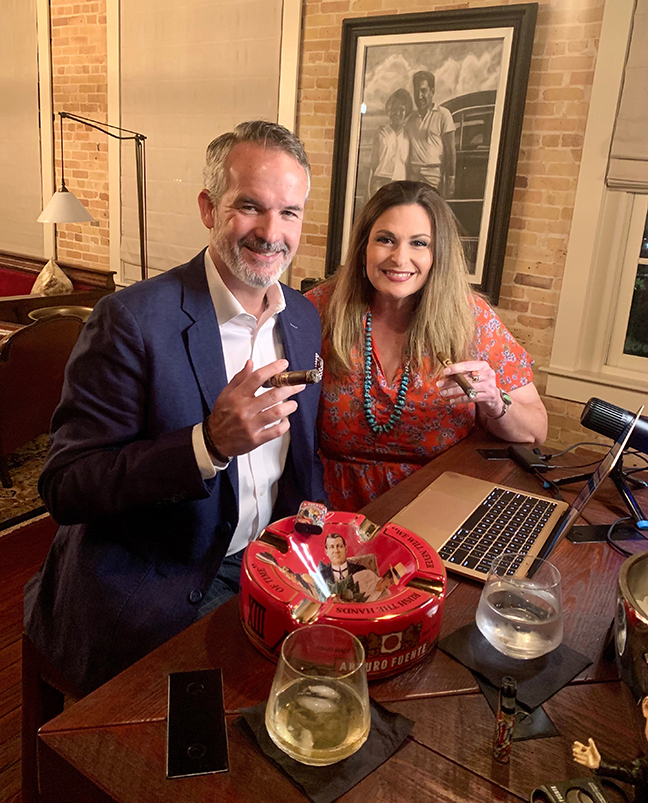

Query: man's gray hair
203;120;311;206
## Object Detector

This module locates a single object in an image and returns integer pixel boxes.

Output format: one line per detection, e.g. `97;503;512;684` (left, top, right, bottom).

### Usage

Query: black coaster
237;699;413;803
474;674;560;741
438;622;592;711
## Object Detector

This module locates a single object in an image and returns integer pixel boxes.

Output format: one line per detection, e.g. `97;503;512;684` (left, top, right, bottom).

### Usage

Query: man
24;120;327;695
318;533;365;586
405;70;456;197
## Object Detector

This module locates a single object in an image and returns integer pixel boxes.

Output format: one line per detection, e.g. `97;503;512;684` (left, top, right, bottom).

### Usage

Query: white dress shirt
331;562;350;581
191;250;289;555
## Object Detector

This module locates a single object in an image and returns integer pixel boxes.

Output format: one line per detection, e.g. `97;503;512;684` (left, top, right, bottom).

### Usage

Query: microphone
580;398;648;454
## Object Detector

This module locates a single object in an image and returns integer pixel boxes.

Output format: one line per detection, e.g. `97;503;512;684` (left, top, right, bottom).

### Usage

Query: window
607;198;648;368
545;0;647;410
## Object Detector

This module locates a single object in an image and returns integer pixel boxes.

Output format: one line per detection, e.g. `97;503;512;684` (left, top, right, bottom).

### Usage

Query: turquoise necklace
363;311;410;435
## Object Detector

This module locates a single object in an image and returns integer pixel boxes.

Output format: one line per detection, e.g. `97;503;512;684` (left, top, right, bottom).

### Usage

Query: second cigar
437;351;477;399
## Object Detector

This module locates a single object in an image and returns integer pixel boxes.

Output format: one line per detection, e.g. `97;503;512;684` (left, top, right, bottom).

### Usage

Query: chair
0;315;83;487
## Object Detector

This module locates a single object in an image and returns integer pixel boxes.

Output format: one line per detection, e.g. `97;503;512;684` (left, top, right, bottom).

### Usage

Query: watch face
501;391;512;405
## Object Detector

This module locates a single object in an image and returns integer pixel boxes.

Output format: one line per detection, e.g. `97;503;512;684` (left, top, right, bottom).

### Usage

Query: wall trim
36;0;55;260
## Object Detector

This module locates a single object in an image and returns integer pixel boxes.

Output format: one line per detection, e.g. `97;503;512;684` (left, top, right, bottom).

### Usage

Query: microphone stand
550;459;646;522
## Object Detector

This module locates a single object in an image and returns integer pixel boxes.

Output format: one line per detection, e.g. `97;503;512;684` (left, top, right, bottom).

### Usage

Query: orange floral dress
306;282;535;512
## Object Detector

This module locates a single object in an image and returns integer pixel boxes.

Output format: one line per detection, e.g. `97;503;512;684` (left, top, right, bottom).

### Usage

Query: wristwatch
488;389;512;420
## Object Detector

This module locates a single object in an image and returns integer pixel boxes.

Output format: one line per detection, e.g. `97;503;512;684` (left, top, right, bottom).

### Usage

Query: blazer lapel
181;251;229;412
277;293;315;484
180;251;238;498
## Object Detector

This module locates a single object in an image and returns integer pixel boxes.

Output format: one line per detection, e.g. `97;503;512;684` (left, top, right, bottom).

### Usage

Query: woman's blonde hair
322;181;475;376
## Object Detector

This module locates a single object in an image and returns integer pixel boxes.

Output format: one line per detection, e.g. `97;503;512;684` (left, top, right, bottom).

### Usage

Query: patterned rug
0;434;49;532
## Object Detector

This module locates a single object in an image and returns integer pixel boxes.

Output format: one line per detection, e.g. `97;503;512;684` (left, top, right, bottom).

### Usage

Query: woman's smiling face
365;203;434;303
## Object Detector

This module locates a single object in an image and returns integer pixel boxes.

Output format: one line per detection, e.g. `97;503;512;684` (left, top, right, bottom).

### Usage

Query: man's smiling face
200;141;308;289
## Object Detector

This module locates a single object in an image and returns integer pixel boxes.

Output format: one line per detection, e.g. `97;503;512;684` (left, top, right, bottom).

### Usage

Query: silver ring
470;371;480;383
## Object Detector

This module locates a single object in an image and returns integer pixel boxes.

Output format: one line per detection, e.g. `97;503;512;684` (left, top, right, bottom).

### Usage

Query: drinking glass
475;552;563;660
265;624;370;765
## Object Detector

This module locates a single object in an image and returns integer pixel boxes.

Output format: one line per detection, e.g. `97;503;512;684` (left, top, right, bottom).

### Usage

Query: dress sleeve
304;281;333;318
471;295;535;392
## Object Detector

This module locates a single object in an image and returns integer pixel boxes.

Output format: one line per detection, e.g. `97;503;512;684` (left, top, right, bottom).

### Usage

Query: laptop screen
551;405;644;538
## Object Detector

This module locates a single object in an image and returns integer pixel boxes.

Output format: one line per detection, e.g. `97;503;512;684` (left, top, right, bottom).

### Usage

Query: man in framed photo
405;70;456;198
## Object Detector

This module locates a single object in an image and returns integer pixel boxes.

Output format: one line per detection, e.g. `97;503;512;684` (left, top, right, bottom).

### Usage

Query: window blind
607;0;648;191
0;0;44;258
119;0;282;282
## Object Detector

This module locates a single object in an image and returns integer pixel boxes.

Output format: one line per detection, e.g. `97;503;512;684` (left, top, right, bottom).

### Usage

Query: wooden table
37;429;647;802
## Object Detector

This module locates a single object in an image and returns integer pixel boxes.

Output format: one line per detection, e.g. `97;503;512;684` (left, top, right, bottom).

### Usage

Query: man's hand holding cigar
203;358;306;462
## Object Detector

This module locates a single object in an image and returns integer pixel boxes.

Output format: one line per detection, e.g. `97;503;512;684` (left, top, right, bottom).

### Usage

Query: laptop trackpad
391;472;492;550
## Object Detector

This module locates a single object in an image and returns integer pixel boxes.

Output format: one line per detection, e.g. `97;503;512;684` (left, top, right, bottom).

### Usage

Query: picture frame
325;3;538;303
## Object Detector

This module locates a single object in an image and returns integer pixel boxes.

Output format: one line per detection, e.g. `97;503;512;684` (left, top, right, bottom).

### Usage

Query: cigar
264;369;321;388
263;353;324;388
436;351;477;399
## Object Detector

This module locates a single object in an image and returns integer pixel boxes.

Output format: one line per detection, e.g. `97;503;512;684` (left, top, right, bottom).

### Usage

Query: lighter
436;351;477;400
493;676;517;763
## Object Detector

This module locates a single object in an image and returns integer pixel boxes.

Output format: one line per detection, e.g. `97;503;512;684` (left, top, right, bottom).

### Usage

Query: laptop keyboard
438;487;558;575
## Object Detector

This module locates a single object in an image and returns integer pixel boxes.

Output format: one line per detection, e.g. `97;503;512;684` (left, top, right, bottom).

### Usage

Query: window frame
545;0;647;411
606;193;648;372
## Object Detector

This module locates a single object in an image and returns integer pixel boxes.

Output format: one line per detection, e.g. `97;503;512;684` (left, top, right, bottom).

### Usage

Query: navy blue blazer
24;251;326;694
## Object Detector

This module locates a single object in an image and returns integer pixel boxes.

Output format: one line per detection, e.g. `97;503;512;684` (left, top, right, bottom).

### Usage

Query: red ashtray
239;510;446;679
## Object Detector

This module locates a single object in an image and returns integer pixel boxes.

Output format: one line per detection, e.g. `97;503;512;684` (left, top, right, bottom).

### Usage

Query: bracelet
202;417;231;464
485;389;512;420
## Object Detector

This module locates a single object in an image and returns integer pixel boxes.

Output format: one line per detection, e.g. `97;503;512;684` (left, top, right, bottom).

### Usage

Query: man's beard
215;231;291;288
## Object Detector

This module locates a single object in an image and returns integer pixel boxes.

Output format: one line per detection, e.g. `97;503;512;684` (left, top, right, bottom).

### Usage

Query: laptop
391;407;644;581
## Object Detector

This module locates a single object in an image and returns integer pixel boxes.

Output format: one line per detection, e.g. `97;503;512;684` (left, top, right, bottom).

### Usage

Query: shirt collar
204;248;286;326
418;104;437;119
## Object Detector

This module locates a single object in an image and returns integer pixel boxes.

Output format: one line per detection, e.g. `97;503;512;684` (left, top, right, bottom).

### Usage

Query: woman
306;181;547;512
367;88;413;198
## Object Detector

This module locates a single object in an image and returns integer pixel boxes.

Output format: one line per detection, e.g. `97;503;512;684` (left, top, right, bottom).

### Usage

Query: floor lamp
39;111;148;281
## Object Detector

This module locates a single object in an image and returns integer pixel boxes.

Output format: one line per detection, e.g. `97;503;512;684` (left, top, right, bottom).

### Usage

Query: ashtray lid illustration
239;509;447;679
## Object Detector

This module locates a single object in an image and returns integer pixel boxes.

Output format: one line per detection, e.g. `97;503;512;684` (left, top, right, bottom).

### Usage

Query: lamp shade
38;187;95;223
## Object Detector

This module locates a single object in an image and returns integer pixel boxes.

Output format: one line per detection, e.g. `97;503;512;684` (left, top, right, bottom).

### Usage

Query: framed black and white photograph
325;4;537;302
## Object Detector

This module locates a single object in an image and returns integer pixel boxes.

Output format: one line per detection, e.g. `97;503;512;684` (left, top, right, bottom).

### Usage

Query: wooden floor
0;516;57;803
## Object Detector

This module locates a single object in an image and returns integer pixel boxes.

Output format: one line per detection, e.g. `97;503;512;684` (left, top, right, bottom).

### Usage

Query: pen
493;675;517;763
436;351;477;399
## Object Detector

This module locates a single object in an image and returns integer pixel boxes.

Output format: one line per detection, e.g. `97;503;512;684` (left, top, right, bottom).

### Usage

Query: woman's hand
435;358;548;445
436;359;503;416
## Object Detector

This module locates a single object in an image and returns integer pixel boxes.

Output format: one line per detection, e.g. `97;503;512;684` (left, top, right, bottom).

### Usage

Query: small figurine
572;696;648;803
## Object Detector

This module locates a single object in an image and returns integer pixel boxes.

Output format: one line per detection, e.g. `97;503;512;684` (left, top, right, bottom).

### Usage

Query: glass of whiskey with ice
265;624;370;765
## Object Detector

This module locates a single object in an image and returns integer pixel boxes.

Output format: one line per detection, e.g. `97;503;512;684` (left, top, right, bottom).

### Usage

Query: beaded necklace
363;311;410;435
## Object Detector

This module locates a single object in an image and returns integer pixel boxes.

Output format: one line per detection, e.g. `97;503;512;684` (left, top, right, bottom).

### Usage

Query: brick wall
293;0;608;450
46;0;613;449
51;0;110;271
